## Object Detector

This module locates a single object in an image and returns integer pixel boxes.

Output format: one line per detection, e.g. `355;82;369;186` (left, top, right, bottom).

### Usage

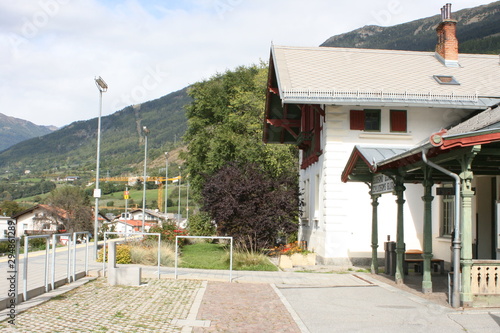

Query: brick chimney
435;3;459;67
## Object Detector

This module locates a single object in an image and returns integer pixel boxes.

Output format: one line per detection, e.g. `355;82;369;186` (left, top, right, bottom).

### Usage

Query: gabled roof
128;208;163;218
341;146;411;182
110;219;155;227
446;102;500;135
271;45;500;108
12;204;69;220
97;212;110;222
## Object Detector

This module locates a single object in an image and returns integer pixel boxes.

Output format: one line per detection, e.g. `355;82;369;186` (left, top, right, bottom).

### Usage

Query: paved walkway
1;254;500;332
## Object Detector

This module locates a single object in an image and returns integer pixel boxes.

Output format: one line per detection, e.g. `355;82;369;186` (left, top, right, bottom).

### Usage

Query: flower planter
279;253;316;269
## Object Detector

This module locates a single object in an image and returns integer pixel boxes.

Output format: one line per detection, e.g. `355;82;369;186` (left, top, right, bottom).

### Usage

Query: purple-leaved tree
201;162;302;251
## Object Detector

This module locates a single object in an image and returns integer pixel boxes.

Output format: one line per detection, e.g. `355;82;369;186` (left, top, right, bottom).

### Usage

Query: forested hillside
0;88;190;178
0;113;55;152
321;1;500;54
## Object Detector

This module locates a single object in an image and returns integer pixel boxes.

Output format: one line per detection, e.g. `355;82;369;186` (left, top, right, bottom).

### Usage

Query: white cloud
0;0;494;127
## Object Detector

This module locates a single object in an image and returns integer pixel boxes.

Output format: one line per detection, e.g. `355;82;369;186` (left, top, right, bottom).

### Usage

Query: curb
271;283;310;333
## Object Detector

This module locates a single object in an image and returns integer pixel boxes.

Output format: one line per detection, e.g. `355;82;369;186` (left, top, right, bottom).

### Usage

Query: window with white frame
440;185;455;236
350;109;408;133
350;109;381;131
314;174;320;219
302;179;310;221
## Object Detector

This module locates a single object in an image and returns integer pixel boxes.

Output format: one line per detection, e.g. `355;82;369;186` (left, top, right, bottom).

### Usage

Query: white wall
0;217;14;238
15;214;34;236
107;221;134;235
299;104;476;264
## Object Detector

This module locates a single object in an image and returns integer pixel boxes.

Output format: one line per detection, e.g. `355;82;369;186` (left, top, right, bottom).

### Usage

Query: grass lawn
179;242;278;271
100;188;187;213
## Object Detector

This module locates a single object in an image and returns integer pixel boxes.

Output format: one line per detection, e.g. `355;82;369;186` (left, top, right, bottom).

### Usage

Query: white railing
471;260;500;295
281;88;479;103
0;232;91;308
102;232;160;279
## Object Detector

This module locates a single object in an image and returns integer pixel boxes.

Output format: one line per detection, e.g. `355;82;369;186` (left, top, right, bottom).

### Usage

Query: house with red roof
12;204;69;236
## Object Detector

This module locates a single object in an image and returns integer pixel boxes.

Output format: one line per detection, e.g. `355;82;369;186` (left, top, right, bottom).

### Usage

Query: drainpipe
421;149;461;308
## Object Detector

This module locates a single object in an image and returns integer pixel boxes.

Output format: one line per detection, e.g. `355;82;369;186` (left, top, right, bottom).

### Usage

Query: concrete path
1;250;500;332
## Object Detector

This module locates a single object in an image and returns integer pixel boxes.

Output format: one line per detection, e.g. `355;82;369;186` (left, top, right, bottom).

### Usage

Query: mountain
0;87;191;177
0;113;56;152
1;2;499;180
321;1;500;54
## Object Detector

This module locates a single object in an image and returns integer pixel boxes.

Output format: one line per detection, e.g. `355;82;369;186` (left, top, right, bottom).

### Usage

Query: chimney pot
446;3;452;19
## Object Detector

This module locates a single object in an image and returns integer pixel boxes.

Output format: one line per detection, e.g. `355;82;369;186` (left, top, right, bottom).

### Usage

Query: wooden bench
404;249;444;275
404;258;444;275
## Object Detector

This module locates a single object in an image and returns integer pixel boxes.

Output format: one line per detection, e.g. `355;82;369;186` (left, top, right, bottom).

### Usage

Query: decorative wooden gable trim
263;49;324;169
299;104;324;169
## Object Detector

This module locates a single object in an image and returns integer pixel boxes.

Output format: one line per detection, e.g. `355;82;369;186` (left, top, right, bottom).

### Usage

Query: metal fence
102;232;161;279
1;231;91;306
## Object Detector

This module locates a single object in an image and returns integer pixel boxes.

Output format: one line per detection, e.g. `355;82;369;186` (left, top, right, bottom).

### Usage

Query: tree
39;180;56;194
99;223;118;240
187;211;215;236
183;64;299;200
201;163;302;251
0;191;13;201
43;186;93;233
0;200;24;216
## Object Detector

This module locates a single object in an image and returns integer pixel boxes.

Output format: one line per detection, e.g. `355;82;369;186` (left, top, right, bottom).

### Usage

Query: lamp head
95;76;108;92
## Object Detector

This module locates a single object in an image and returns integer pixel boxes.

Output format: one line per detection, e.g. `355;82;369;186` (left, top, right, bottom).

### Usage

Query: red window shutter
391;110;407;132
350;110;365;130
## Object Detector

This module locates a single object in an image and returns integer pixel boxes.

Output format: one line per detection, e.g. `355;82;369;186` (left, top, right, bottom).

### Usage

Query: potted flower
271;241;316;269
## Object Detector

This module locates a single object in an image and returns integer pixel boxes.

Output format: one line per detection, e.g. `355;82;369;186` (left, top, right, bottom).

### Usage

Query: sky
0;0;495;127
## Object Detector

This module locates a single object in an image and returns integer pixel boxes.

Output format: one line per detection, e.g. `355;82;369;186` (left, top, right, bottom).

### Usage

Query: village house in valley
264;4;500;306
12;204;68;236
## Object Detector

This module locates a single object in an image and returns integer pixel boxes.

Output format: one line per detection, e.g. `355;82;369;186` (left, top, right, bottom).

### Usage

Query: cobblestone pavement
0;278;203;332
193;281;300;333
0;278;304;333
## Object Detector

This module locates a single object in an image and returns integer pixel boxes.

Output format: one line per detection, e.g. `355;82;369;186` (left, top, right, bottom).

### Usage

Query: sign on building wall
372;174;394;195
436;187;455;196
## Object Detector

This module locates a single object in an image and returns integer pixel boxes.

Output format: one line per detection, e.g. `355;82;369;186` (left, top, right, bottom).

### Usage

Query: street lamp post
186;180;189;220
94;76;108;259
142;126;149;232
177;167;181;226
164;152;168;214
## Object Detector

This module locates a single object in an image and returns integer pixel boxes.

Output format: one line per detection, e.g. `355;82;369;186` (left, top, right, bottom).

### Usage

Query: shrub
116;244;132;264
129;241;176;266
97;244;132;264
228;250;278;271
201;162;301;252
148;222;188;245
187;212;215;236
29;237;49;250
0;241;10;254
